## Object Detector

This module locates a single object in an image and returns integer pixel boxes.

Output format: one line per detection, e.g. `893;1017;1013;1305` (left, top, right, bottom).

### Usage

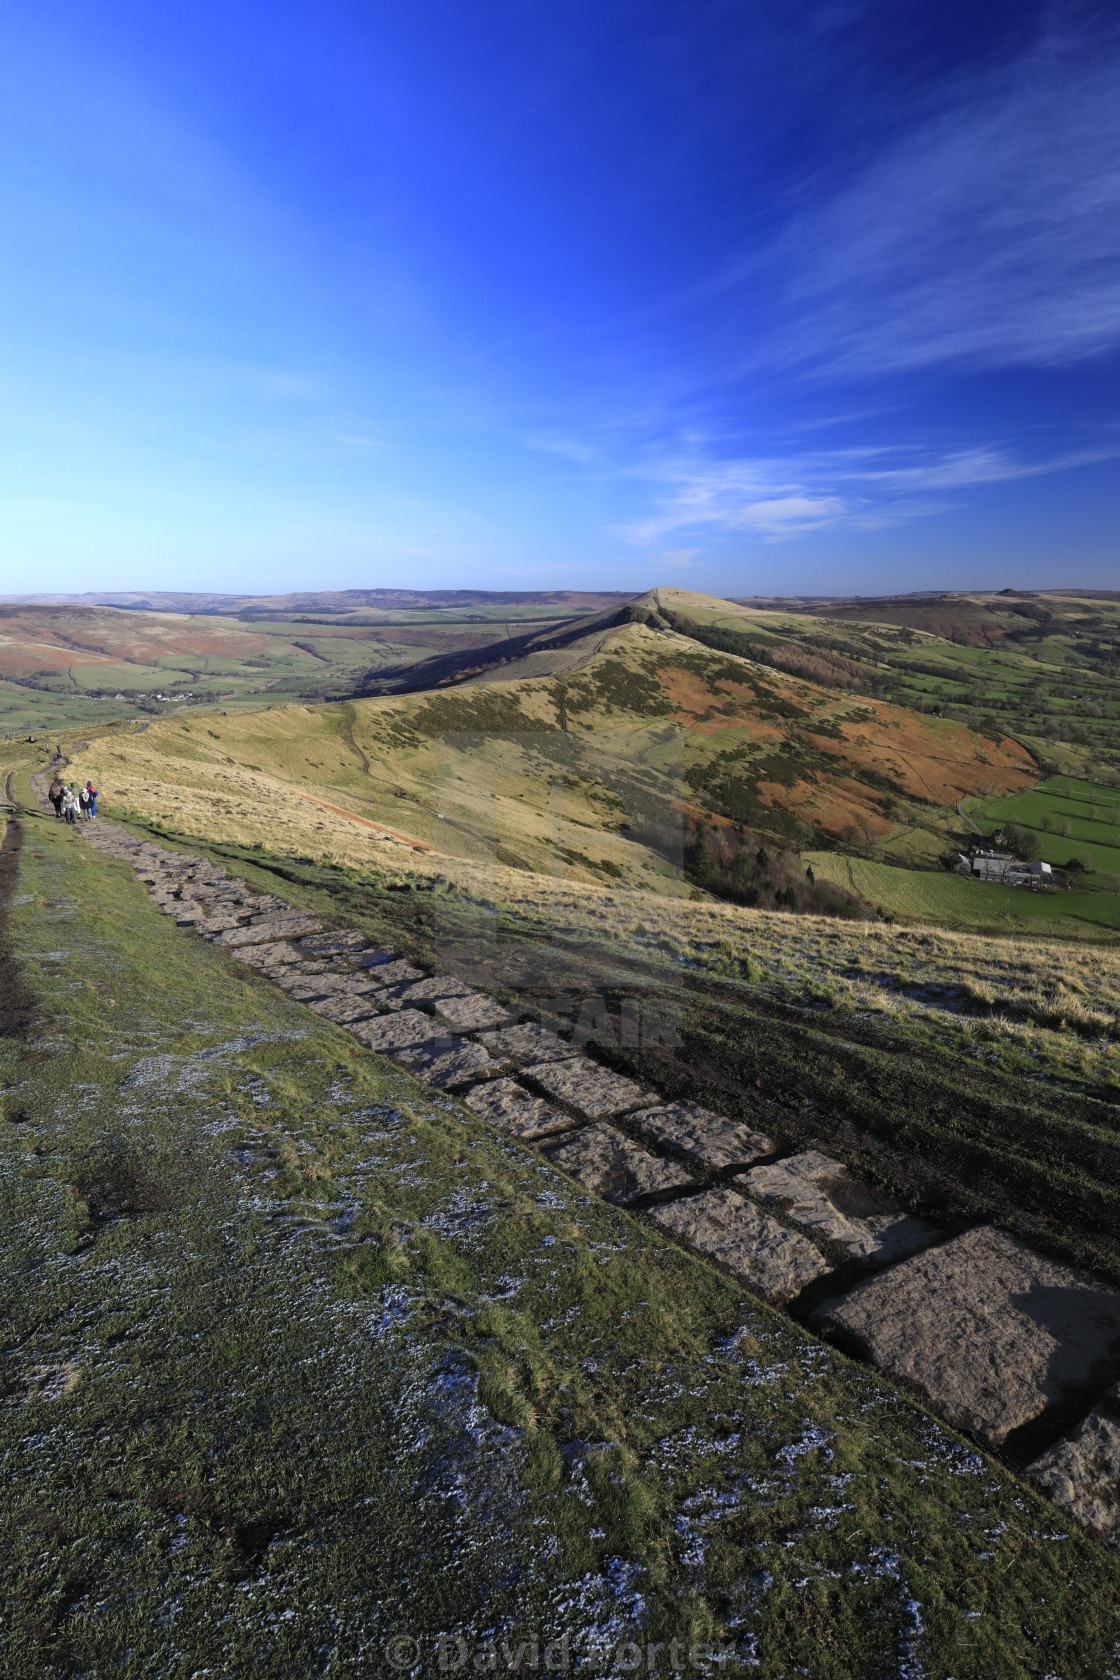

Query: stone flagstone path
68;811;1120;1552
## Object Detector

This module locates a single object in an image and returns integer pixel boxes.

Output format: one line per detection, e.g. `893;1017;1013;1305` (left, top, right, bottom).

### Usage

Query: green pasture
969;776;1120;878
0;681;134;734
804;849;1120;935
0;610;554;735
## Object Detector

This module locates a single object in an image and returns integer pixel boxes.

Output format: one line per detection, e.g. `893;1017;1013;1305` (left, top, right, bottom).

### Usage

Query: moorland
0;590;635;733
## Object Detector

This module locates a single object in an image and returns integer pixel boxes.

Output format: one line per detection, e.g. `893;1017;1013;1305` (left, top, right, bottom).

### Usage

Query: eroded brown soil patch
68;1156;173;1231
658;666;789;738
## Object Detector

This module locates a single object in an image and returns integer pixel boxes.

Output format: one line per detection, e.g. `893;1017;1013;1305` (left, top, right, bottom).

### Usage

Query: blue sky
1;0;1118;596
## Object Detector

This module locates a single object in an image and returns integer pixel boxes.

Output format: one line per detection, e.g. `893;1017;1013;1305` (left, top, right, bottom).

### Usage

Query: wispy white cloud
749;39;1120;377
678;31;1120;388
616;437;1120;544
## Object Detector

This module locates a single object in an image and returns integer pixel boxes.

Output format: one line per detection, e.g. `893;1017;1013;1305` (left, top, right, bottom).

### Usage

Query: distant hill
0;588;638;620
644;587;1120;785
0;597;633;734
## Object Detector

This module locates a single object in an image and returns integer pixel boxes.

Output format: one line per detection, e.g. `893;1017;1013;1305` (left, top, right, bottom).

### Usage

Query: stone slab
286;973;386;1000
462;1077;574;1141
815;1226;1120;1445
350;1010;450;1052
196;913;248;935
650;1189;832;1304
213;916;321;947
390;1040;503;1091
435;994;515;1032
232;941;299;969
476;1022;574;1064
351;949;398;969
394;976;478;1003
298;930;368;954
1027;1388;1120;1551
627;1102;775;1172
308;994;380;1026
352;958;424;987
522;1057;652;1120
276;974;335;998
740;1150;940;1263
542;1123;694;1204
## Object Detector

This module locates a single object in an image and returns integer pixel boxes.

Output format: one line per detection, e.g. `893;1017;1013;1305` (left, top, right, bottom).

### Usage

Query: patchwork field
967;774;1120;882
0;596;626;734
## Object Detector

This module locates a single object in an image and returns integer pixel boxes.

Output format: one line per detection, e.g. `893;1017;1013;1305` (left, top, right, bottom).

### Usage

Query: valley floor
2;772;1120;1677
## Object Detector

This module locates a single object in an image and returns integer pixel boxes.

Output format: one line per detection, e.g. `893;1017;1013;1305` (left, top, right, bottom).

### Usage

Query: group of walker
47;777;97;822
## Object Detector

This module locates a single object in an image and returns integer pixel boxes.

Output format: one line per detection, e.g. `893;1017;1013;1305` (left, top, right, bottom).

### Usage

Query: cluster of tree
662;611;870;692
759;642;867;690
686;822;876;916
1002;823;1043;861
628;816;873;917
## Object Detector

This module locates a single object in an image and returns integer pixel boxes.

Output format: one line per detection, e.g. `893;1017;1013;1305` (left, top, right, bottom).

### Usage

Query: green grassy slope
4;783;1120;1675
805;849;1120;934
688;588;1120;781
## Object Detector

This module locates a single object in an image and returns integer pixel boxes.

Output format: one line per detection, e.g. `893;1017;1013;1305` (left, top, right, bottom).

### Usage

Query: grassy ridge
68;618;1035;876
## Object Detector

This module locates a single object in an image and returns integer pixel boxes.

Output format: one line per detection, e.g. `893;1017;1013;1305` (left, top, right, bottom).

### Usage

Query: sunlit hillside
74;613;1033;873
651;586;1120;784
63;692;1120;1098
